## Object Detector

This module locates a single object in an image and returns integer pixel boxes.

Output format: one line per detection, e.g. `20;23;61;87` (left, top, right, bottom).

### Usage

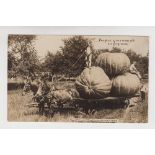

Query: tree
137;56;148;76
126;50;148;76
42;51;57;73
8;35;40;76
59;36;91;76
8;52;17;70
126;49;141;63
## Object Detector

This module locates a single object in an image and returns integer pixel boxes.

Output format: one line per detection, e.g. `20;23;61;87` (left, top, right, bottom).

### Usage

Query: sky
34;35;149;59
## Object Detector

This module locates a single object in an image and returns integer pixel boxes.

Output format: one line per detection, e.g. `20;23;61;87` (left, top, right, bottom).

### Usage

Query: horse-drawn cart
25;46;142;118
26;94;139;117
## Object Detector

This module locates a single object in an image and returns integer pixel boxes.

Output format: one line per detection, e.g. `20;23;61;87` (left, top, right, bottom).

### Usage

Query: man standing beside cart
129;61;142;79
85;45;92;68
129;61;148;105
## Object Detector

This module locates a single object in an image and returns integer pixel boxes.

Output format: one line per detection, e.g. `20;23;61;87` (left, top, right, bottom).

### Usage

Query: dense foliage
8;35;40;76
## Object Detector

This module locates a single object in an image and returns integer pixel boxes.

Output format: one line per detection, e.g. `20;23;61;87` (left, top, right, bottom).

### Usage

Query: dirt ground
7;80;148;123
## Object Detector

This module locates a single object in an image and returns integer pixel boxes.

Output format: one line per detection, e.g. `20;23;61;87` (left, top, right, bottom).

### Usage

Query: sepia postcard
7;34;149;123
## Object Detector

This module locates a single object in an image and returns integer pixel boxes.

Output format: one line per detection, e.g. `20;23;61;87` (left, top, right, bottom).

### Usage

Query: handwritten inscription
98;38;135;46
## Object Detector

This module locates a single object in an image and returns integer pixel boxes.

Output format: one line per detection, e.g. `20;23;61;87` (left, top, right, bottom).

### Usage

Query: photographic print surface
8;35;149;123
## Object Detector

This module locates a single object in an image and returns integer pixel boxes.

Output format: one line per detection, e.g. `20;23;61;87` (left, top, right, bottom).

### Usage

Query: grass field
7;81;148;123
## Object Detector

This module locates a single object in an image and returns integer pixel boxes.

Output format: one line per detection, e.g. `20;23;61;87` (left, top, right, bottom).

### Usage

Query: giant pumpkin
111;73;141;97
96;52;130;77
75;66;111;99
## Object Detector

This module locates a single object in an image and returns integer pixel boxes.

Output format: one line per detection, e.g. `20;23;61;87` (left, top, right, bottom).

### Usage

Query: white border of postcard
0;26;154;128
